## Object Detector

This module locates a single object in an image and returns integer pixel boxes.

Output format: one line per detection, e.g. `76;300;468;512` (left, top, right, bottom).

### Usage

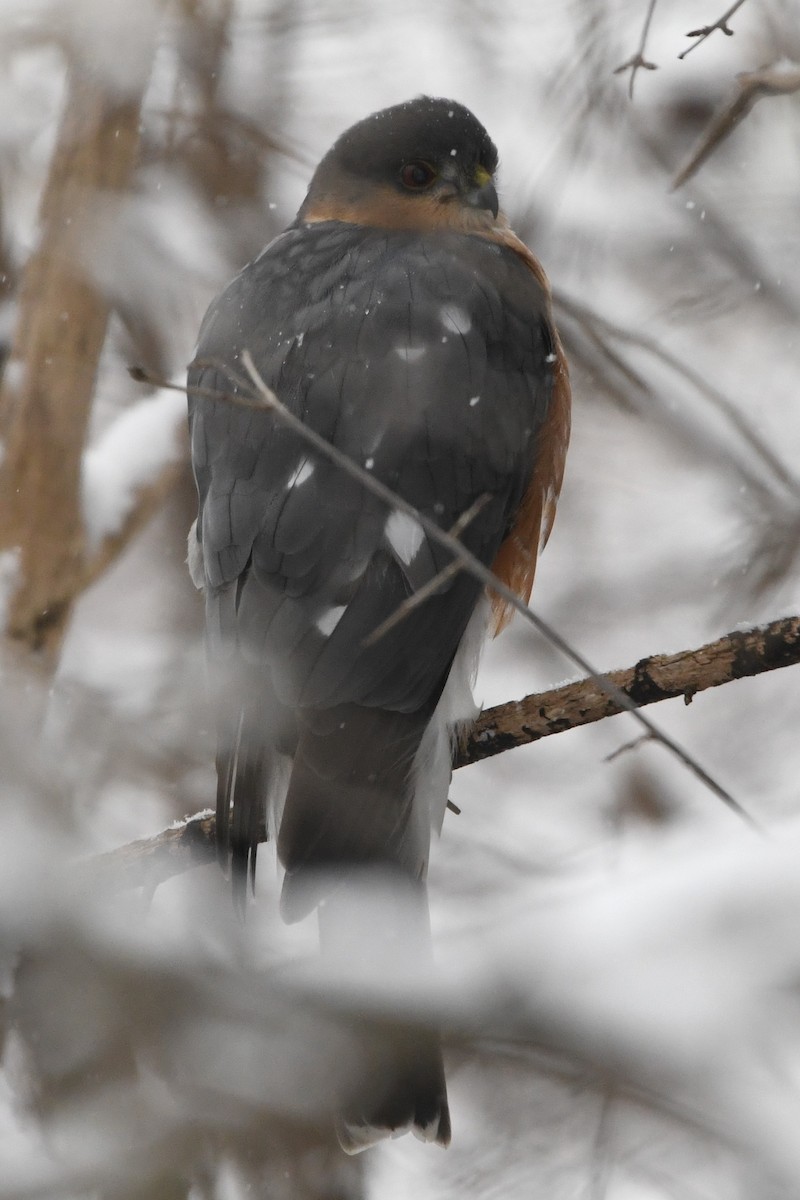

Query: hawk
188;96;570;1152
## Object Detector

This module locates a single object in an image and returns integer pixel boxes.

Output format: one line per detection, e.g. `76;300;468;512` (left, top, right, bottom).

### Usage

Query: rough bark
456;613;800;766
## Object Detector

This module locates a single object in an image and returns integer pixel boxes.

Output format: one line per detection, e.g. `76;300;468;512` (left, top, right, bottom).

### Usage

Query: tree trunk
0;58;154;661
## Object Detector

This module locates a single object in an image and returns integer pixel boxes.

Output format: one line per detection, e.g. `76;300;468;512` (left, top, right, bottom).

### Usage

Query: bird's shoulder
191;221;552;376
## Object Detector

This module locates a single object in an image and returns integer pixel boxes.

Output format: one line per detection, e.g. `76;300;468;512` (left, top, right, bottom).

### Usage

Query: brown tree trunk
0;60;154;661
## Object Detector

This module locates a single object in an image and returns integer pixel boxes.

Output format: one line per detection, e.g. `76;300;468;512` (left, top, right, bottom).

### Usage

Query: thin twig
361;493;491;647
604;734;655;764
613;0;659;98
679;0;747;60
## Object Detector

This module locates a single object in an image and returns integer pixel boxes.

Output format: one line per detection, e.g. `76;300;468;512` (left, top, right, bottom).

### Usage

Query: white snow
81;389;186;552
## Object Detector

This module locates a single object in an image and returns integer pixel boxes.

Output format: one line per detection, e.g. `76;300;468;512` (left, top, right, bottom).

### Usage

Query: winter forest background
0;0;799;1197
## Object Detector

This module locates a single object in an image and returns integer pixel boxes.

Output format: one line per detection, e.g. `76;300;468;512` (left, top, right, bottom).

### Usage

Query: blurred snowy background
0;0;799;1196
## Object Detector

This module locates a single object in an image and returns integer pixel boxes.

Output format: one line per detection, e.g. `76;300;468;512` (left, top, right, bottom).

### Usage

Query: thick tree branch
456;613;800;766
0;55;154;661
87;811;217;894
91;615;799;890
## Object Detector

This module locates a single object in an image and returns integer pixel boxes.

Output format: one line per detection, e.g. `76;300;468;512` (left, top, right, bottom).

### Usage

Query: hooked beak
466;179;499;218
465;166;499;218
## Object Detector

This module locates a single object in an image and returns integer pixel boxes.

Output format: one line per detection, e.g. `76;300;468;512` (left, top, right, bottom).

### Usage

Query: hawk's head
298;97;502;231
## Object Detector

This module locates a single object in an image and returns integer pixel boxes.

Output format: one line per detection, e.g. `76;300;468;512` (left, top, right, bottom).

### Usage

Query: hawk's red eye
400;161;437;190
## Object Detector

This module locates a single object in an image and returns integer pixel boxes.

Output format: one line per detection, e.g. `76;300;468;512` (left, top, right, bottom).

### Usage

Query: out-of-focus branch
554;289;800;499
673;60;800;189
613;0;659;98
92;615;800;890
0;56;155;662
679;0;747;60
154;106;316;172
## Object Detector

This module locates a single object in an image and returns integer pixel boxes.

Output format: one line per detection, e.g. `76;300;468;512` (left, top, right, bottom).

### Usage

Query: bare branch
613;0;659;99
672;59;800;189
679;0;747;60
456;614;800;766
93;614;799;891
87;811;217;893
